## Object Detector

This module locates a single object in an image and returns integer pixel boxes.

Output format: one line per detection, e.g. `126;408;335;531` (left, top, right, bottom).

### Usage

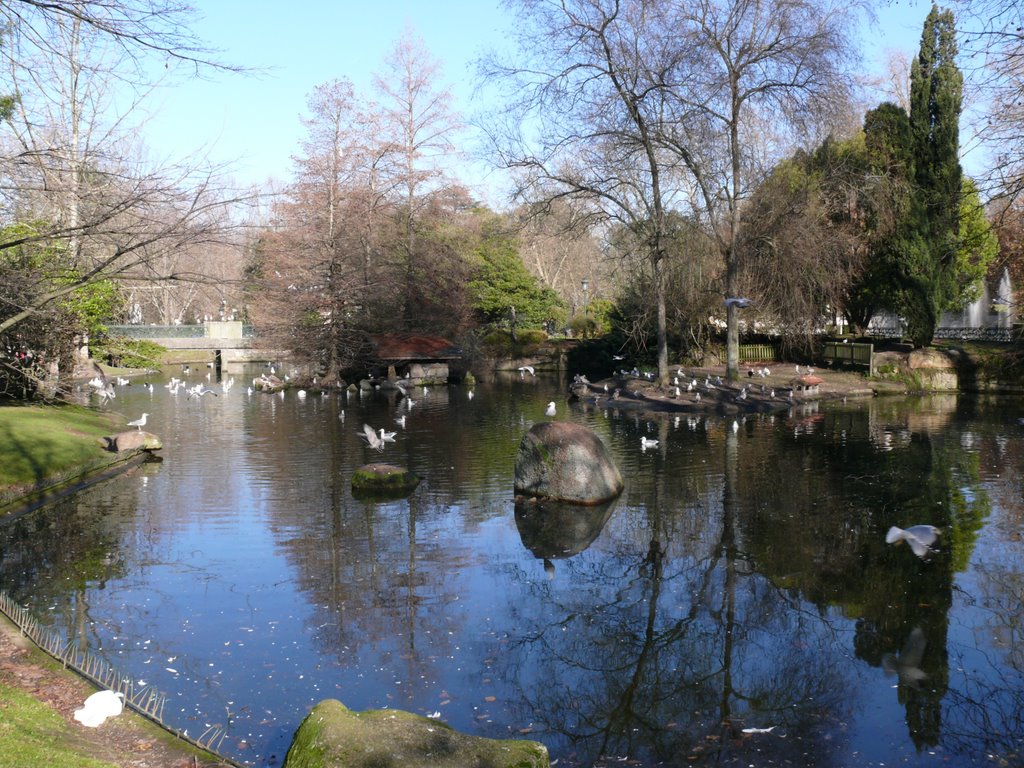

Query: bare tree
252;33;478;379
737;143;869;342
374;25;464;325
658;0;860;378
252;79;374;381
952;0;1024;204
515;201;611;316
0;0;234;72
0;0;250;349
480;0;686;382
483;0;861;381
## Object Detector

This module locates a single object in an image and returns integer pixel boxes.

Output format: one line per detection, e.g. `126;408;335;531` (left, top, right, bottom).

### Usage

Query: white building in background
867;267;1016;340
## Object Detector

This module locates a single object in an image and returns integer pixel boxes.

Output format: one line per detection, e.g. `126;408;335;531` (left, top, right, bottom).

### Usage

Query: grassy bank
0;404;236;767
0;679;117;768
0;403;123;511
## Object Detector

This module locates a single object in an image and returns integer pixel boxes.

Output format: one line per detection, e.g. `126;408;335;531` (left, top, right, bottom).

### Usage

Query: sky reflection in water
1;375;1023;767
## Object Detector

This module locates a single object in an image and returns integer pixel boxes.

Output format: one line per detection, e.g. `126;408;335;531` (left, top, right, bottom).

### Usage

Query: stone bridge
106;321;283;371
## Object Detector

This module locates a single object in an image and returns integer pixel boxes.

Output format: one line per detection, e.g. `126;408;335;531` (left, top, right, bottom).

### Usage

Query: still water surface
1;372;1023;767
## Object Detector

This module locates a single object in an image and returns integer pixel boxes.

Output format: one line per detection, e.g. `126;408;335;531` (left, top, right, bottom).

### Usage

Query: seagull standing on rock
127;413;148;430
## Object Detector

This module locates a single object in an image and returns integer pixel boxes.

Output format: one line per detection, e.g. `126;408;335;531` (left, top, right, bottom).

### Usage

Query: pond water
1;371;1023;767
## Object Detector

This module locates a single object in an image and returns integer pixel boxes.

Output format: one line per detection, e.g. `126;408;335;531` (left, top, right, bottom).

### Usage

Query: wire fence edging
0;590;244;766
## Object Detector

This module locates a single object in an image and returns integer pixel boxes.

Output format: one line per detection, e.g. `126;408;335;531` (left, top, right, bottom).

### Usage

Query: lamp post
581;278;590;339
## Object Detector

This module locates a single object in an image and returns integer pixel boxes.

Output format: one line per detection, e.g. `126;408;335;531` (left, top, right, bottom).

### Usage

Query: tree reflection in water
0;381;1021;767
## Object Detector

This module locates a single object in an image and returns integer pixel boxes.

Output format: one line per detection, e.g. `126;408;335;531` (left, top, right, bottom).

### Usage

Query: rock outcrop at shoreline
101;430;163;452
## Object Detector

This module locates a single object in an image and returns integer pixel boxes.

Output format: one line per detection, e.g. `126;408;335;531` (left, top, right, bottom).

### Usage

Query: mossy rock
513;422;623;504
351;463;420;499
283;699;549;768
101;430;163;453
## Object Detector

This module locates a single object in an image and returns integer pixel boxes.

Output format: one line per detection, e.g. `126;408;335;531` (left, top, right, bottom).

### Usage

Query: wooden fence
739;343;777;362
822;341;874;373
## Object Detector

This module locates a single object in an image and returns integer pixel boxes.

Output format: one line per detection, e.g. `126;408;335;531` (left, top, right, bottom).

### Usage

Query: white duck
73;690;124;728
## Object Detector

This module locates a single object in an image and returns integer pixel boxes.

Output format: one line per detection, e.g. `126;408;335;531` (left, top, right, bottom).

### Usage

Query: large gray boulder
102;430;162;452
514;422;623;505
283;699;549;768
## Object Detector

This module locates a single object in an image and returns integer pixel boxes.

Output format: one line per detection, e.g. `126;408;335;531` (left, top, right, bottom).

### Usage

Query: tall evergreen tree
906;3;964;345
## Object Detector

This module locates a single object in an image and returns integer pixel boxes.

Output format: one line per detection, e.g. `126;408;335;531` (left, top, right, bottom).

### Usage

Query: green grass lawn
0;682;117;768
0;404;119;498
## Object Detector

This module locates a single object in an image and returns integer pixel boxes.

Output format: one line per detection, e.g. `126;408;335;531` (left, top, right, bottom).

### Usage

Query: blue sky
143;1;935;196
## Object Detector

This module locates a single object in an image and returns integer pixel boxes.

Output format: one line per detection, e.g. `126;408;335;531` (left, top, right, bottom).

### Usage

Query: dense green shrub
91;336;166;369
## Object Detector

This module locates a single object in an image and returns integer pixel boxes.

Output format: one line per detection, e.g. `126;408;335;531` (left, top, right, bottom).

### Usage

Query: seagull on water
640;436;659;450
545;401;556;416
127;413;148;430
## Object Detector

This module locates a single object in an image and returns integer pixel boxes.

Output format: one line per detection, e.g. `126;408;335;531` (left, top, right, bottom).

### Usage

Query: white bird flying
88;363;116;404
379;428;397;442
518;365;535;376
359;423;385;452
885;525;941;558
187;384;220;399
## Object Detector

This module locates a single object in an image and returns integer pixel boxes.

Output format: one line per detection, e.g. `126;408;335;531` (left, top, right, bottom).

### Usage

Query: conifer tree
905;4;964;345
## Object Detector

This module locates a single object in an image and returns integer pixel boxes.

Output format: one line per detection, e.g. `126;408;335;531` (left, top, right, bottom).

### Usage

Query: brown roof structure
369;333;462;362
